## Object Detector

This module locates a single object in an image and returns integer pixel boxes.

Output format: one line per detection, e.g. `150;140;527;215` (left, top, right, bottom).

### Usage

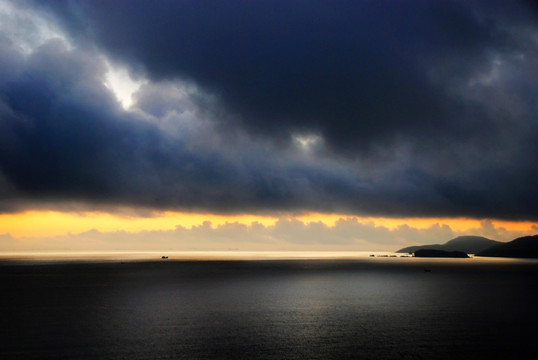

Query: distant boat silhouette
161;256;168;259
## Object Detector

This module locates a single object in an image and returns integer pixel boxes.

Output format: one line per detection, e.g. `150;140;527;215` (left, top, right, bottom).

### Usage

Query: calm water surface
1;256;537;359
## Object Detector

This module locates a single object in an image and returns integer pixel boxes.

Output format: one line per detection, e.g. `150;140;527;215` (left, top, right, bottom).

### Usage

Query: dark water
1;259;537;359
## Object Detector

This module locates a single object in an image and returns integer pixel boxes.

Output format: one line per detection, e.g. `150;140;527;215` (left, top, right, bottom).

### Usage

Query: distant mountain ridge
476;235;538;258
396;236;502;254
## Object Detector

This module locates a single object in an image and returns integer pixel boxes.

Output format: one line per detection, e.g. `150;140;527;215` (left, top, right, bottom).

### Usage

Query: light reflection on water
1;256;537;359
0;250;533;264
0;251;401;262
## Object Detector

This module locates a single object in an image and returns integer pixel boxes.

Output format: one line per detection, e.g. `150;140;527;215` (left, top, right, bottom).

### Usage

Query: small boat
161;256;168;259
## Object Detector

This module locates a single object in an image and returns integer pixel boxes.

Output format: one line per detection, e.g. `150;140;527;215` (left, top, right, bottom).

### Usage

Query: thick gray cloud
0;0;537;220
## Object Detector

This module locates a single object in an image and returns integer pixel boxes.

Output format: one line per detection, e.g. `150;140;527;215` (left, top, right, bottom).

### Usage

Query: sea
1;252;537;359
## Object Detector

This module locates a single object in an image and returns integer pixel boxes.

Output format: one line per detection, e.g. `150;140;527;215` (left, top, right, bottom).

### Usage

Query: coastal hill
396;236;502;254
475;235;538;259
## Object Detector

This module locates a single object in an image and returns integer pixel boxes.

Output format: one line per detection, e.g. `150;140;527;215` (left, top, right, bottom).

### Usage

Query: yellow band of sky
0;210;536;238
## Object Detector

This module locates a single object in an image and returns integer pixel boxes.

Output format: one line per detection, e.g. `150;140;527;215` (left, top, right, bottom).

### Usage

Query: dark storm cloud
36;0;533;150
0;39;234;209
0;36;362;213
1;0;537;220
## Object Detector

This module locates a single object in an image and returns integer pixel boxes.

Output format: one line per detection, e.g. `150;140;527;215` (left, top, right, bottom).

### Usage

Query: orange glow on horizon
0;210;536;239
0;210;279;238
293;212;537;231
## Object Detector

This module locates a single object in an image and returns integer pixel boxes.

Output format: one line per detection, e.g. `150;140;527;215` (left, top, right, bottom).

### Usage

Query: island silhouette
396;236;501;254
397;235;538;258
475;235;538;258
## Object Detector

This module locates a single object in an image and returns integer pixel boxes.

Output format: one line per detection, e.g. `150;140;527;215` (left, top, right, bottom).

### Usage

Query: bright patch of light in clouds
293;134;322;151
103;60;145;109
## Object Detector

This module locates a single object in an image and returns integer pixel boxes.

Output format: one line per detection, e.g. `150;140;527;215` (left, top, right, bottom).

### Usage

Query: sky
0;0;537;252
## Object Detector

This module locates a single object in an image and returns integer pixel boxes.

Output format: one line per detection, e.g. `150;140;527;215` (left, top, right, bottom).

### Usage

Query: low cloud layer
0;1;537;220
2;218;534;252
